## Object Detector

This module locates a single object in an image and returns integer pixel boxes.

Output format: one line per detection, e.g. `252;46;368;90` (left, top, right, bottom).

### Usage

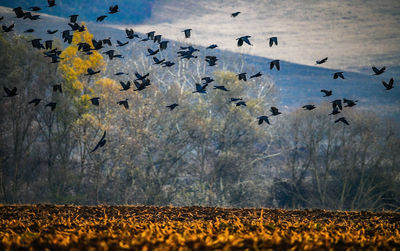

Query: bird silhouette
109;5;119;14
162;61;175;67
213;85;229;91
90;97;100;106
96;15;107;22
114;72;129;76
270;107;281;116
45;40;53;50
159;41;169;51
230;98;243;103
147;31;155;40
382;78;394;90
13;7;25;18
205;56;218;66
86;68;101;76
270;60;280;71
117;99;129;109
154;35;162;43
119;81;131;91
53;84;62;93
329;106;340;115
45;102;56;111
333;72;345;79
372;66;385;75
2;24;15;32
257;116;270;125
250;72;262;79
147;48;159;56
331;99;343;110
29;6;41;11
102;38;112;46
48;0;56;7
3;87;17;97
320;90;332;97
153;57;165;65
231;12;241;17
335;117;349;125
343;98;358;107
316;57;328;64
236;101;247;107
91;131;106;153
269;37;278;47
202;77;214;84
207;44;218;49
135;72;150;81
126;29;139;39
193;83;208;93
182;29;192;38
28;98;41;106
117;40;129;47
47;29;58;34
302;105;316;110
69;14;78;23
166;103;179;110
237;36;252;46
24;29;35;33
237;73;247;81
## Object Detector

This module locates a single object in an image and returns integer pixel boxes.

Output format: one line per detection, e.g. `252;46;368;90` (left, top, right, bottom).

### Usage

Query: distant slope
1;6;399;120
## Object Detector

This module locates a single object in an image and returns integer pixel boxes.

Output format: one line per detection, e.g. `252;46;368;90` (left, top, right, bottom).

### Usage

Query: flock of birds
0;1;396;152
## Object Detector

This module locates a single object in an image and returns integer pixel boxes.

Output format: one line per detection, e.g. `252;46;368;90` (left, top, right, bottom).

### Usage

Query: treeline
0;30;399;211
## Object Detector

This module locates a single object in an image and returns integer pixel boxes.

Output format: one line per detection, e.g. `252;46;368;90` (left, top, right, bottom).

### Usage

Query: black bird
45;102;56;111
47;29;58;34
69;22;85;32
343;98;358;107
77;42;91;52
302;105;316;110
109;5;119;14
250;72;262;79
166;103;179;111
49;54;61;63
48;0;56;7
69;14;78;23
270;107;281;116
331;99;343;110
269;37;278;47
102;38;112;46
316;57;328;64
90;97;100;106
133;81;147;91
25;13;40;20
335;117;349;125
372;66;386;75
205;56;218;66
237;36;252;46
159;41;169;51
135;72;150;81
202;77;214;84
147;48;159;56
117;40;129;47
270;60;280;71
3;87;17;97
91;131;106;153
31;39;44;49
53;84;62;93
96;15;107;22
2;23;15;32
193;83;208;93
329;106;340;115
0;16;3;21
13;7;25;18
86;68;101;76
28;98;41;106
231;12;241;17
257;116;270;125
117;99;129;109
213;85;229;91
237;73;247;81
29;6;41;11
207;44;218;49
162;61;175;67
147;31;155;40
333;72;345;79
103;50;116;60
119;81;131;91
230;98;243;103
320;89;332;97
45;40;53;50
382;78;394;90
126;28;139;39
24;28;34;33
236;101;247;107
153;57;165;65
182;29;192;38
154;34;162;43
114;72;129;76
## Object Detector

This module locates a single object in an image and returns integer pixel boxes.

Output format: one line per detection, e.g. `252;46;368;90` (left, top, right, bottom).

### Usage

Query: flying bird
202;77;214;84
117;99;129;109
29;6;41;11
126;29;139;39
372;66;386;75
117;40;129;47
109;5;119;14
91;131;106;153
45;40;53;50
302;105;316;110
24;29;34;33
343;98;358;107
69;14;78;23
135;72;150;81
147;48;159;56
213;85;229;91
320;90;332;97
270;60;280;71
48;0;56;7
47;29;58;34
182;29;192;38
114;72;129;76
231;12;241;17
331;99;343;110
90;97;100;106
250;72;262;79
269;37;278;47
154;35;162;43
45;102;56;111
237;36;252;46
333;72;345;79
237;73;247;81
316;57;328;64
207;44;218;49
257;116;270;125
236;101;247;107
119;81;131;91
270;107;281;116
13;7;25;18
96;15;107;22
153;57;165;65
147;31;155;40
166;103;179;111
162;61;175;67
329;106;341;115
2;23;15;32
205;56;218;66
193;83;208;93
102;38;112;46
159;41;169;51
28;98;41;106
382;78;394;90
86;68;101;76
3;87;17;97
335;117;349;125
230;98;243;103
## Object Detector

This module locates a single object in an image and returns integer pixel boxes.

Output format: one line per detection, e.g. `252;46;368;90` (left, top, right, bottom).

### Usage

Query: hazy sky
114;0;400;72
